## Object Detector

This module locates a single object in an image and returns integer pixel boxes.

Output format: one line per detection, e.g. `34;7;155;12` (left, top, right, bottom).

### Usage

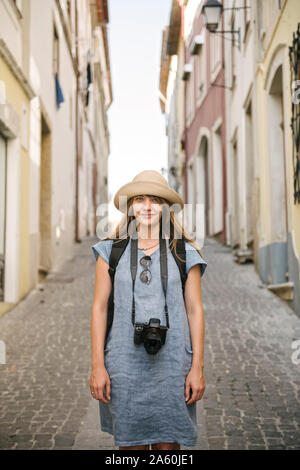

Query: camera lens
144;331;162;354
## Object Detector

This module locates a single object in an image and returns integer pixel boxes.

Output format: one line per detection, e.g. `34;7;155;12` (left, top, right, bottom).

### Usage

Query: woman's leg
151;442;180;450
119;444;150;450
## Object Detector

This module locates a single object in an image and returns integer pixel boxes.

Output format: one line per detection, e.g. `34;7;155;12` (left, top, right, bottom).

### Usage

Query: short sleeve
91;239;114;264
185;241;207;278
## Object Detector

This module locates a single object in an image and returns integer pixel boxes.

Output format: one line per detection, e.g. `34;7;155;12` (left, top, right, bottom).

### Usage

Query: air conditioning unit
191;33;205;55
182;63;192;81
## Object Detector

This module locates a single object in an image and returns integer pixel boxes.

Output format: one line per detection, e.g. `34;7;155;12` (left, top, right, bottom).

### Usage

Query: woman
90;170;207;450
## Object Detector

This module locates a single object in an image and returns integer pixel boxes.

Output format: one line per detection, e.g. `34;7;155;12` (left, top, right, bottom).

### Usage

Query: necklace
138;241;160;251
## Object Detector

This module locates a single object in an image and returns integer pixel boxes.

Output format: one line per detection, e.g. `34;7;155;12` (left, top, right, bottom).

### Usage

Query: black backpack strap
108;237;130;281
106;237;130;343
169;237;187;300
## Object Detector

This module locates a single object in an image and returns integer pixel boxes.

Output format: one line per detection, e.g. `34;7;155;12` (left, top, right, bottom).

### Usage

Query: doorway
39;114;52;281
196;136;209;238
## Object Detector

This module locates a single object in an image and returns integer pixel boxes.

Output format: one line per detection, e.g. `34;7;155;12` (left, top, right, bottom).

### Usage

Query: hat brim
113;181;184;214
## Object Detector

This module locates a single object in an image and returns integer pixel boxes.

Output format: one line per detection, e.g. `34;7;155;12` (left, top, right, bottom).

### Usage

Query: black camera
134;318;168;354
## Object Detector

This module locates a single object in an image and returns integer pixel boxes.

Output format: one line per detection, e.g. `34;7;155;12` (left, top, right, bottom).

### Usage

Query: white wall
224;0;255;249
29;0;76;268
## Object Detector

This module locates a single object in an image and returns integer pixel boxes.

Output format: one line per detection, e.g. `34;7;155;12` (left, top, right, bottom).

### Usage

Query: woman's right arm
90;254;112;403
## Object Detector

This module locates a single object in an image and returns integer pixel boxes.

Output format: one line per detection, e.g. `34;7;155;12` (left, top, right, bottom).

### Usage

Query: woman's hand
185;366;205;405
90;366;111;403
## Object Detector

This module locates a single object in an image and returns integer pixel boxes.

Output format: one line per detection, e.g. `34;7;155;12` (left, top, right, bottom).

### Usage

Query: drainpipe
75;0;80;242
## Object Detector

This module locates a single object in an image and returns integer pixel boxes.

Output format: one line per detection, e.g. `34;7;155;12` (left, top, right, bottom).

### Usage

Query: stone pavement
0;236;300;450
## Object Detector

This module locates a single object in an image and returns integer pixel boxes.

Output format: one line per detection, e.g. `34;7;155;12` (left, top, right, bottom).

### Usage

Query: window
190;58;195;121
186;72;194;126
53;25;59;76
53;24;65;108
195;39;205;106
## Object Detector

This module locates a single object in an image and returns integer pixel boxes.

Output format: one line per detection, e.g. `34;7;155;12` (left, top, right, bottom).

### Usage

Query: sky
106;0;172;223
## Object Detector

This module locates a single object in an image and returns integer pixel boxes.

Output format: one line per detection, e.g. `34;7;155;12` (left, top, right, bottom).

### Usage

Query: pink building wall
183;3;227;244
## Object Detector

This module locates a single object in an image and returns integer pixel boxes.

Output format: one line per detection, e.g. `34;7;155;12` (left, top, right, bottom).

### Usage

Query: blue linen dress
91;237;207;447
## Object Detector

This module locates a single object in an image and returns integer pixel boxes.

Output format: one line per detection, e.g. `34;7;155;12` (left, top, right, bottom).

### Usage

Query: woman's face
131;194;162;230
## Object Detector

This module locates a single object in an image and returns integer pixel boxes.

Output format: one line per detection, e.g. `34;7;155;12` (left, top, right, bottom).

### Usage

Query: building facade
160;0;300;317
0;0;112;317
159;0;185;207
251;0;300;315
184;0;226;243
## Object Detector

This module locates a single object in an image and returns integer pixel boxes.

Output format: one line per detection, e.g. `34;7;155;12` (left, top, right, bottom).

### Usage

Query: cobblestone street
0;236;300;450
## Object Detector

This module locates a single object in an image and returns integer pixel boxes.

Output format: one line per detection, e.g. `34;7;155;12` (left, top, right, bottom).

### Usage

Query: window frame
53;23;60;77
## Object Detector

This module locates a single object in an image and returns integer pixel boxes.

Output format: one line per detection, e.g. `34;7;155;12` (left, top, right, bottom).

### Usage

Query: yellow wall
256;0;300;259
0;56;31;307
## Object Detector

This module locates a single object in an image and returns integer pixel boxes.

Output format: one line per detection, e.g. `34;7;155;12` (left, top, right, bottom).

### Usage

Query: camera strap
130;224;169;328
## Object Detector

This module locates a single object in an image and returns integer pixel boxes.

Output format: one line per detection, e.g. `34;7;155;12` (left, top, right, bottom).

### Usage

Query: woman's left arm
184;264;205;405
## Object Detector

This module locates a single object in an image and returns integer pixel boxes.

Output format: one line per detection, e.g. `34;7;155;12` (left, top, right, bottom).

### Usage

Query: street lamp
201;0;223;32
201;0;250;50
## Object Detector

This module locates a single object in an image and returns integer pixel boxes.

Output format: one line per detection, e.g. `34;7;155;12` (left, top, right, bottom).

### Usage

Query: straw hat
113;170;184;214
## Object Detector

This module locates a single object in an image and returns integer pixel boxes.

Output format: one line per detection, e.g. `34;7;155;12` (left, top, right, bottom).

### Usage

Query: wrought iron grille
289;23;300;205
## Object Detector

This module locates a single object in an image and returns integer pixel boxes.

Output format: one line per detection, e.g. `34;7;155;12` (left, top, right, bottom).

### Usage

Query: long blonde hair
99;195;204;262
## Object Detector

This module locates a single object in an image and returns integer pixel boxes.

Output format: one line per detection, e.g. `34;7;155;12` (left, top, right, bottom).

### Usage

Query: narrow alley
0;236;299;450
